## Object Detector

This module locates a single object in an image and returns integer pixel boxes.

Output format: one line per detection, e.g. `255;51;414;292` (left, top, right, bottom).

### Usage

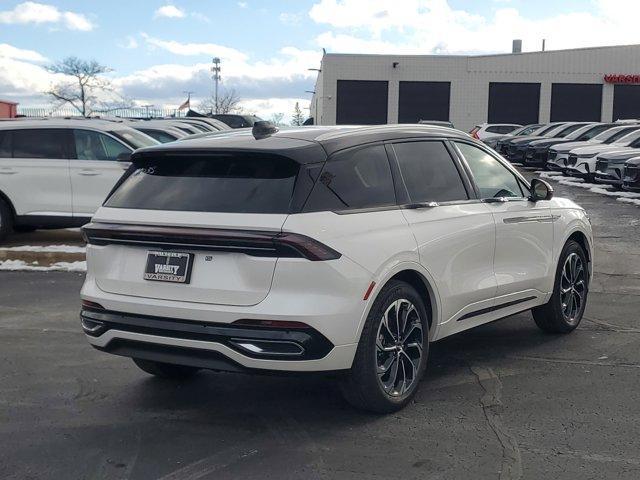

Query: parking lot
1;170;639;480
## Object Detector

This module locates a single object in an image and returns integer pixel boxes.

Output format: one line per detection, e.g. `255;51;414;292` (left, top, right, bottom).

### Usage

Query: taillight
82;223;341;261
274;232;341;261
471;131;480;140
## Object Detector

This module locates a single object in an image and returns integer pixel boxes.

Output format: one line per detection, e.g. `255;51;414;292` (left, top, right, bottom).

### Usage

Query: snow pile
536;171;562;178
0;244;86;253
557;179;601;189
617;197;640;207
589;187;640;199
0;260;86;272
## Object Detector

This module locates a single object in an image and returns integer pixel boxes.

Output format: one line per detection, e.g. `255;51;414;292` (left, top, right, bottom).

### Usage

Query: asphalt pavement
1;173;639;480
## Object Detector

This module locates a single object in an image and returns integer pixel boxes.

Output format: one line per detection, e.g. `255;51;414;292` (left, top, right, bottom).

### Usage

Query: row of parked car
474;121;640;191
0;114;261;240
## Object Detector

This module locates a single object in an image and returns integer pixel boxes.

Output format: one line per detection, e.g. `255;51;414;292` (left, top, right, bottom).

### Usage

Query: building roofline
322;42;640;60
0;99;19;105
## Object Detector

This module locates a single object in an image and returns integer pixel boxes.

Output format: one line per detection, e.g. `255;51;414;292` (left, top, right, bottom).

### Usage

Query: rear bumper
81;268;368;372
82;307;355;372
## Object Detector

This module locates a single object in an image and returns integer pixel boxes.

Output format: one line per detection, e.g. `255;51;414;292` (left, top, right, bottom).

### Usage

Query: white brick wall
312;44;640;131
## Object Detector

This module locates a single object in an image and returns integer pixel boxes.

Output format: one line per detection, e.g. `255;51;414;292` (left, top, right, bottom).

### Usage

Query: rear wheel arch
357;265;441;342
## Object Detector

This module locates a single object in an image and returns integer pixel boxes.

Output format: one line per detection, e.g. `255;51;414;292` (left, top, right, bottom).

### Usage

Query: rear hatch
86;148;317;306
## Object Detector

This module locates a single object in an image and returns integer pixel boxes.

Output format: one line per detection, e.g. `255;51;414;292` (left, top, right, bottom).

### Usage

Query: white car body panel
69;159;130;216
0;157;72;215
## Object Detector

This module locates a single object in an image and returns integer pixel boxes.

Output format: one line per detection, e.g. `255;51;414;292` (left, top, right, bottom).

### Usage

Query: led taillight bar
82;223;341;261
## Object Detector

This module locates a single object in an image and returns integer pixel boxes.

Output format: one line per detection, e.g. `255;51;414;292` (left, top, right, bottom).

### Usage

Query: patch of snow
0;260;86;272
535;171;562;176
617;197;640;207
557;179;600;189
0;244;86;253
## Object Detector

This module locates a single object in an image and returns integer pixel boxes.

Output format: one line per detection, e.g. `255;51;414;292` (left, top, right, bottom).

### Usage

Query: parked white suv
80;124;593;412
0;119;158;240
470;123;521;140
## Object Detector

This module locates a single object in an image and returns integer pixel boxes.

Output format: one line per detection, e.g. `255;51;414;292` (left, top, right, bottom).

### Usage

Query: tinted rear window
392;141;468;203
303;144;395;212
105;154;300;213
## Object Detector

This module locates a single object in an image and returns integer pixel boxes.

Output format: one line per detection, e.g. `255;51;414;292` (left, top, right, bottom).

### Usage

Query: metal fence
16;106;185;119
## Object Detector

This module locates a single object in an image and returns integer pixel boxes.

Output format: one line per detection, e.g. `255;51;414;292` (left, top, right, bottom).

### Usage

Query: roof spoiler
252;120;279;139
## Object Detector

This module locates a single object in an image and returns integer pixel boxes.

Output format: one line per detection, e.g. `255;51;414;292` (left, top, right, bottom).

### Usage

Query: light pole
211;57;221;114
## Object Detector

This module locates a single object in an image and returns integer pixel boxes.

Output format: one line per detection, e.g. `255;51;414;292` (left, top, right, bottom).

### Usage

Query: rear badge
143;251;194;284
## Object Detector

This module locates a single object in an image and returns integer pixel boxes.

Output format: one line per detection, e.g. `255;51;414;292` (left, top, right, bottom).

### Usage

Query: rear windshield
110;129;159;149
105;154;300;213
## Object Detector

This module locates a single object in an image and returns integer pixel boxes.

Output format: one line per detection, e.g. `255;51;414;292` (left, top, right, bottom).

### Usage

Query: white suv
470;123;521;140
0;119;158;240
80;124;593;413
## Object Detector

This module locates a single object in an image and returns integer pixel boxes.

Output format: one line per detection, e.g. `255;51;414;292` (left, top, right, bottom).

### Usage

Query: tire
340;280;430;413
132;358;200;379
532;240;588;333
0;198;13;242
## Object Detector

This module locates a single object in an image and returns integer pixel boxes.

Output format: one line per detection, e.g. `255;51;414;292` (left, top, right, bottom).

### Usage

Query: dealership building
310;43;640;132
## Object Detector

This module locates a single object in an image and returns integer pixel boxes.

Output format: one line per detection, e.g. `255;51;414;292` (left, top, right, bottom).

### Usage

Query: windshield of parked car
564;125;595;140
554;124;585;138
602;127;640;144
516;125;540;135
537;124;563;136
109;129;159;149
612;130;640;146
576;124;615;140
105;154;300;213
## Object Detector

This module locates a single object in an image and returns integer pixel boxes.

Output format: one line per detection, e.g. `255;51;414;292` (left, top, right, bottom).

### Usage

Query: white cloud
0;2;94;31
238;2;248;8
279;12;302;25
118;36;139;49
154;5;186;19
310;0;640;55
0;43;47;62
141;33;248;62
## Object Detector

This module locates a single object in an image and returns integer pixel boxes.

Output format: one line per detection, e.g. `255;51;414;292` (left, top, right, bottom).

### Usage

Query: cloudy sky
1;0;640;119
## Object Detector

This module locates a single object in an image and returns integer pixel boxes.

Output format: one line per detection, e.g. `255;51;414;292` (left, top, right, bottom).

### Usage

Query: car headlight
580;152;598;158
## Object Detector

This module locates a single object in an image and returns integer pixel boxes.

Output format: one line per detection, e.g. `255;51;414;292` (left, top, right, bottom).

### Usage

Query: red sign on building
604;74;640;84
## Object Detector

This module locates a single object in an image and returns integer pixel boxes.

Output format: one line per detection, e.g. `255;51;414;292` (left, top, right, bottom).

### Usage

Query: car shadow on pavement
121;311;568;421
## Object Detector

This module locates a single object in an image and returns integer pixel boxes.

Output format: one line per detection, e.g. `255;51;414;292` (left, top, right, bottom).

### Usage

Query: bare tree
291;102;305;126
198;88;243;114
269;112;286;126
46;57;112;117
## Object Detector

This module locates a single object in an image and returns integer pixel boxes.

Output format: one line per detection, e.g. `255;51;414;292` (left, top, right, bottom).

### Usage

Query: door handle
78;170;101;176
0;168;17;175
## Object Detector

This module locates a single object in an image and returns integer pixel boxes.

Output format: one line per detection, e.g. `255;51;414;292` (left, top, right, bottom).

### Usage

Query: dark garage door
398;81;451;123
336;80;388;124
613;85;640;120
488;82;540;124
550;83;602;121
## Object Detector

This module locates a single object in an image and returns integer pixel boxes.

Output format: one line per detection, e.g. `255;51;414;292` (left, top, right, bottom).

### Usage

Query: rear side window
105;154;300;213
73;129;130;160
303;144;395;212
12;129;69;159
392;141;468;203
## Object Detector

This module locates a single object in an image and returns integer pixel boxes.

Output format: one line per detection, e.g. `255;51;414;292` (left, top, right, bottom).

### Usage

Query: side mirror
530;178;554;202
116;152;131;163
